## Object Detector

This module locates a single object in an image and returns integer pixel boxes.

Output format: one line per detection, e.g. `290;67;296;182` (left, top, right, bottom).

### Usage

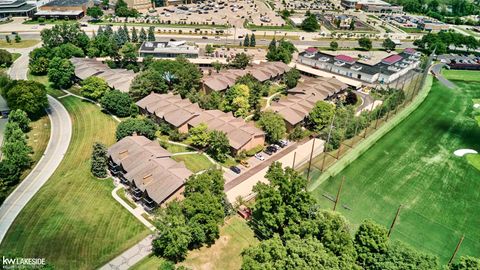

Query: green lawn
310;72;480;264
172;153;215;173
27;73;66;98
116;187;137;209
159;140;194;153
0;39;40;48
130;216;257;270
442;70;480;83
21;116;51;179
0;97;150;269
179;215;258;270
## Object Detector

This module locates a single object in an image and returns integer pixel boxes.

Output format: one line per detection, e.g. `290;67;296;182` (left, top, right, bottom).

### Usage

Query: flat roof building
71;58;136;93
0;0;36;18
136;92;265;153
139;41;200;59
298;48;421;85
355;0;403;13
108;135;192;210
35;0;93;19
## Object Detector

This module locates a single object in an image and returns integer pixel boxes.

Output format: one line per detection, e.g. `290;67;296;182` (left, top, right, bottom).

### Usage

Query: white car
255;153;265;161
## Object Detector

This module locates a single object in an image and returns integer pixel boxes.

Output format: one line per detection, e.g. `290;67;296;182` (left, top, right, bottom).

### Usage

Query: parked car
230;166;241;174
255;153;265;161
240;160;250;168
266;145;277;154
278;140;288;148
264;148;274;155
271;144;281;151
202;36;208;39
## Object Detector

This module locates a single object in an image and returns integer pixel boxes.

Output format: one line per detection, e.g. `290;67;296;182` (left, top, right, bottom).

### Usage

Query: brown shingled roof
108;135;192;205
202;61;291;92
270;77;348;126
136;92;202;127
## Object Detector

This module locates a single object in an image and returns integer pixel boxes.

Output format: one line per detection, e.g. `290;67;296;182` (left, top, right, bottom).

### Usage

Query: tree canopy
100;90;136;117
3;80;48;118
115;118;157;140
91;142;108;178
81;76;110;100
266;38;296;64
48;57;74;89
258;111;286;143
300;13;320;32
308;101;335;131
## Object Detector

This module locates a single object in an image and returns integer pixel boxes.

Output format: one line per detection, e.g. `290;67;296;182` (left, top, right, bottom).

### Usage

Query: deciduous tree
80;76;110;100
258;111;286;143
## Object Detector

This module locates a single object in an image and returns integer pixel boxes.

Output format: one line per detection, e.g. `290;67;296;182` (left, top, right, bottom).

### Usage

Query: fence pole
333;176;345;211
306;138;316;181
388;204;402;238
292;151;296;169
448;235;465;266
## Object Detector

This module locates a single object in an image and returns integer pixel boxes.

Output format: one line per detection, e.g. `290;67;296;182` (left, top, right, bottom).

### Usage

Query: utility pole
292;151;296;169
387;204;402;238
306;138;316;181
448;235;465;266
333;176;345;211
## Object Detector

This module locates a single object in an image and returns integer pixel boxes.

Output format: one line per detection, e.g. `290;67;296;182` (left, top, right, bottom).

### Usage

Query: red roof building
334;54;356;64
381;54;403;65
305;47;318;54
403;48;416;55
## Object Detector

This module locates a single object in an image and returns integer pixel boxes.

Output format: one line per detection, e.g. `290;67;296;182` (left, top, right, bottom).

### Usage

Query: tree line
413;31;479;54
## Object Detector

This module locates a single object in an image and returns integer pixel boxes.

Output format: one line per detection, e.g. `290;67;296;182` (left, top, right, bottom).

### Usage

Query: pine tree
148;26;155;41
139;27;147;42
131;27;138;43
123;24;130;41
104;25;113;36
91;142;108;178
14;33;21;43
97;26;104;35
244;34;250;47
5;35;10;44
250;33;256;47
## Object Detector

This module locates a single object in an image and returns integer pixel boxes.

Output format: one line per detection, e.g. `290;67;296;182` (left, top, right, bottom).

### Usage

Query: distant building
354;0;403;13
71;58;135;93
341;0;357;9
0;0;36;18
417;20;449;32
201;61;290;93
124;0;151;11
139;41;200;59
298;48;421;84
34;0;93;19
332;14;353;29
270;77;349;130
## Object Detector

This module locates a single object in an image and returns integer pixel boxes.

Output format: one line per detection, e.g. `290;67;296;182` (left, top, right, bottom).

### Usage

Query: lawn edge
308;75;434;191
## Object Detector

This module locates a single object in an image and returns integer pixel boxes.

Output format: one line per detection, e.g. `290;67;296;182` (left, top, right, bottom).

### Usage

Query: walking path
99;235;154;270
0;46;72;243
111;185;155;231
431;63;456;89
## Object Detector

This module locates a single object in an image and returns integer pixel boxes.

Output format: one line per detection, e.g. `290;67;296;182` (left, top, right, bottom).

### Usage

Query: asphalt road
0;32;415;49
0;46;72;243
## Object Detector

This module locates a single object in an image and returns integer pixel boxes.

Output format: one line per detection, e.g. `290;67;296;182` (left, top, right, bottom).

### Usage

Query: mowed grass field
311;71;480;263
131;215;258;270
0;97;150;269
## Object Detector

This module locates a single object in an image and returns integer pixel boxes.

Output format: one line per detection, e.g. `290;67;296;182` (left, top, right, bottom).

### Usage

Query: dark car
266;146;277;154
264;148;274;155
230;166;241;174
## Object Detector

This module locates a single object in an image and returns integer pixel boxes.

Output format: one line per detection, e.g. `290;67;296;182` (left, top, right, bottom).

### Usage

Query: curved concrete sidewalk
0;45;73;243
0;96;72;242
431;63;456;89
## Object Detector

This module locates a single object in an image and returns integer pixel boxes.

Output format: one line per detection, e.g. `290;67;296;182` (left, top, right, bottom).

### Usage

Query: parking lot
145;0;285;28
223;140;292;183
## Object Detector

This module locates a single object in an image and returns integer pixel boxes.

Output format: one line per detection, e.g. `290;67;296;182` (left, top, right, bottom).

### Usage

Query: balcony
131;187;143;200
143;197;156;211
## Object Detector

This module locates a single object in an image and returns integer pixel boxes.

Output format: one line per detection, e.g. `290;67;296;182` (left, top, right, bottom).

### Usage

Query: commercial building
298;48;421;84
108;135;192;211
417;20;449;32
136;92;265;154
0;0;36;18
139;41;200;59
71;58;136;93
341;0;357;9
202;61;291;93
352;0;403;13
34;0;93;19
124;0;151;10
269;77;348;130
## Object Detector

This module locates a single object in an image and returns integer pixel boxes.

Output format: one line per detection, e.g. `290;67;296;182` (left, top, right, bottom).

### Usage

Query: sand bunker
454;149;478;157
